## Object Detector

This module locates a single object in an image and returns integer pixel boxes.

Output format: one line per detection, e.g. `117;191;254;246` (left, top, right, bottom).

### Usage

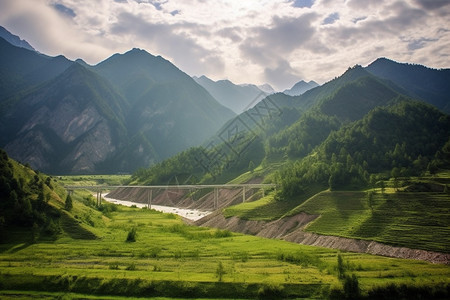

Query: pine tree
65;194;73;211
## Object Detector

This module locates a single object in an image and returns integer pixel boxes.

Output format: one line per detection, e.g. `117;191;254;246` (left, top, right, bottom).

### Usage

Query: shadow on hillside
0;229;34;253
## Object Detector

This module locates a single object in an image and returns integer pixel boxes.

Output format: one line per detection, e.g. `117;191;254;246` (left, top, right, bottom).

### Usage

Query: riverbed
103;196;212;221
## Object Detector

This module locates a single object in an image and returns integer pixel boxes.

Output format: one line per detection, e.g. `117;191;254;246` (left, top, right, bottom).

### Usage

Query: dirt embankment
195;212;450;265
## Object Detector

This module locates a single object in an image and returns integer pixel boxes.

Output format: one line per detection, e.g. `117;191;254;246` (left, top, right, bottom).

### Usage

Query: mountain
0;37;73;101
366;57;450;113
0;26;35;51
94;49;235;168
283;80;319;96
0;44;235;174
193;75;267;114
1;63;128;174
131;58;450;187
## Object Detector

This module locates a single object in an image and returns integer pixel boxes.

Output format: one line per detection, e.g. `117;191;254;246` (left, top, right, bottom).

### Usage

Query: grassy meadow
222;173;450;255
1;187;449;299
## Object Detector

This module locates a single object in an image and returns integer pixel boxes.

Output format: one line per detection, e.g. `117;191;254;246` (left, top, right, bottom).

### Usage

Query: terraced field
1;201;449;299
289;190;450;253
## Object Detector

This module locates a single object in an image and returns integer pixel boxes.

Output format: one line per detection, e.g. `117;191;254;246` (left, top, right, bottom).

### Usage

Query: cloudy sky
0;0;449;90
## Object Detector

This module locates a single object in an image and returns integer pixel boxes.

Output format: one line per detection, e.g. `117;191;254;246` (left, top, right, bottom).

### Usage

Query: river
102;195;211;221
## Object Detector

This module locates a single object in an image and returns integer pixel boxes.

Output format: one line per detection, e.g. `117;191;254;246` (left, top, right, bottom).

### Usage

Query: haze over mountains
0;29;235;174
0;25;35;52
0;26;449;177
193;75;270;114
132;59;450;187
283;80;319;96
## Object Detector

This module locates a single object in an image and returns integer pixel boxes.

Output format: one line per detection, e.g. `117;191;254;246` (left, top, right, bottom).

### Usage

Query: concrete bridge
64;184;277;209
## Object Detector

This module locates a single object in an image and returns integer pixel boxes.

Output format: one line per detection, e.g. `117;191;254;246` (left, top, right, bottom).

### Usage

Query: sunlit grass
1;189;449;298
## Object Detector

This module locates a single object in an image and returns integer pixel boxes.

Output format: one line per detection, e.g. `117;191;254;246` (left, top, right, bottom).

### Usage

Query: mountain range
132;57;450;187
0;33;234;174
1;26;449;177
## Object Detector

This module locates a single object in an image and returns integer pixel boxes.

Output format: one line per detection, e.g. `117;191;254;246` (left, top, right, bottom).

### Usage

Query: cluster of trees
266;112;340;160
132;134;266;184
0;149;61;241
276;101;450;197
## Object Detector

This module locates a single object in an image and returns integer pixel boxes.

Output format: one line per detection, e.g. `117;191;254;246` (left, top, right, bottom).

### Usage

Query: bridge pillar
147;189;153;209
262;188;265;197
96;190;102;206
242;186;246;203
214;188;218;209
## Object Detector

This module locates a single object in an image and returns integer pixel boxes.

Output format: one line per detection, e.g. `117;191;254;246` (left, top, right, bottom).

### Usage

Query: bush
126;227;137;242
257;283;284;299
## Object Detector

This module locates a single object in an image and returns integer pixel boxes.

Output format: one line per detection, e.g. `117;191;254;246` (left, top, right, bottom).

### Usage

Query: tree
337;254;345;279
343;274;360;299
367;191;374;212
37;189;45;211
65;194;73;211
31;222;40;243
216;261;226;282
248;160;255;173
379;181;385;194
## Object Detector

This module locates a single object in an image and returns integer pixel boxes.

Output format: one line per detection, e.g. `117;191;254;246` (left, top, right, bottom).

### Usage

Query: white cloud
0;0;449;90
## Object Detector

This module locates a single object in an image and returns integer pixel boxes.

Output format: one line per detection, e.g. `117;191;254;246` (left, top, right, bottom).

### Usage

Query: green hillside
286;181;450;253
0;148;99;243
1;150;449;298
128;65;450;260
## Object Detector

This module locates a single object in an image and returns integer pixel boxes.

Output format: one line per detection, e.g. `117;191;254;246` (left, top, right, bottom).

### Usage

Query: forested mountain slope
131;60;450;188
366;57;450;113
0;41;235;174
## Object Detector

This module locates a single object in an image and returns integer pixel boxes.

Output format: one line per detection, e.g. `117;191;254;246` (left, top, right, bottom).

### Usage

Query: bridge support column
242;186;246;203
147;189;153;209
214;188;218;209
96;190;102;206
262;188;265;197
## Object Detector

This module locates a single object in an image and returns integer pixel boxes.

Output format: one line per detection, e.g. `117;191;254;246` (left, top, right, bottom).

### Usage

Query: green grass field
286;189;450;253
222;172;450;254
223;184;325;221
1;194;449;299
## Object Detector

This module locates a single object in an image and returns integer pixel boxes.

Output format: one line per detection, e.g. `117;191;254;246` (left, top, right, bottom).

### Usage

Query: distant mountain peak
0;25;35;52
283;79;319;96
193;75;270;114
257;83;276;94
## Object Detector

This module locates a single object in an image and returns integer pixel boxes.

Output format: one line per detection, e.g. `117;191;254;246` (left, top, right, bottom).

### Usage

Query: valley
1;173;449;299
1;22;450;299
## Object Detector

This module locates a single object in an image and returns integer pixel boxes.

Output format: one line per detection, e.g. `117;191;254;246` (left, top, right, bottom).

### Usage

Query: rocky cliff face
1;43;235;174
2;63;126;174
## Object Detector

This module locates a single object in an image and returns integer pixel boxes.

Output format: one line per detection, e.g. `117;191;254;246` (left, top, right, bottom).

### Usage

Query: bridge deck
64;184;277;190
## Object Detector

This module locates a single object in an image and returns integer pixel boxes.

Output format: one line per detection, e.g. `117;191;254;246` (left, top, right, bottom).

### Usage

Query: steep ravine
195;211;450;265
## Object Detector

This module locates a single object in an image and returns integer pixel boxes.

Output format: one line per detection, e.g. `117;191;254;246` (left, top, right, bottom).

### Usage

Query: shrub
126;227;137;242
257;283;284;299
